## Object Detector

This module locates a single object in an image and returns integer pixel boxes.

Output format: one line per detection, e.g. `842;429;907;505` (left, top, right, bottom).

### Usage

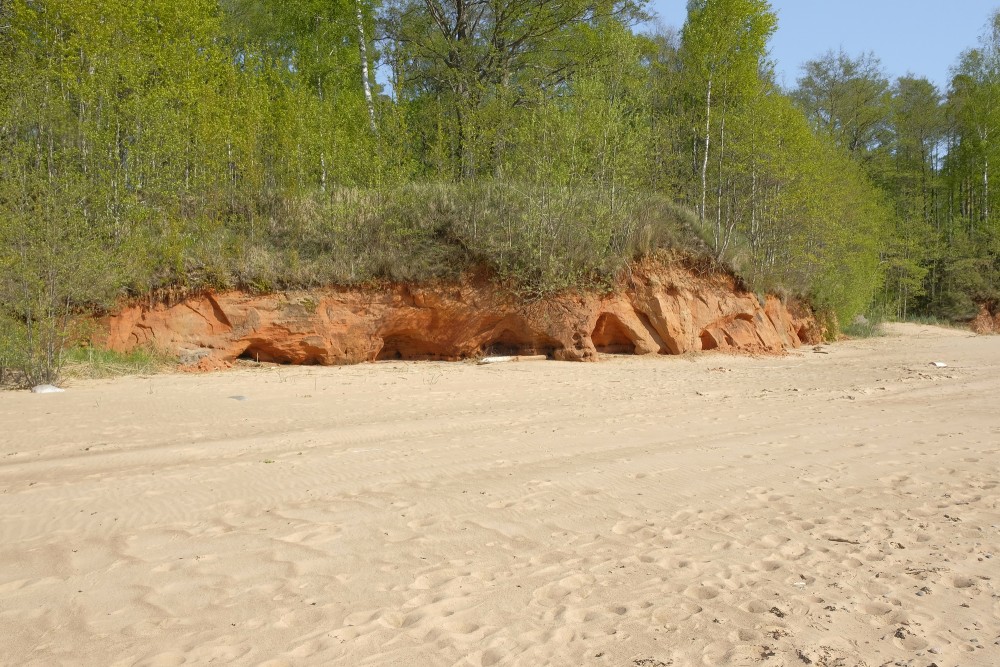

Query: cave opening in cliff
591;313;637;355
481;329;556;358
240;343;281;364
239;342;325;365
376;335;450;361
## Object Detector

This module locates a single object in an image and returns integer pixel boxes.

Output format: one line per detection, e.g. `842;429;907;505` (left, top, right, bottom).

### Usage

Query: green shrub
136;182;713;298
0;177;125;387
842;313;886;338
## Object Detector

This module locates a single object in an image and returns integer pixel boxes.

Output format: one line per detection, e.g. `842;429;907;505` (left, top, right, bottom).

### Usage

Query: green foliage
681;0;776;97
678;0;777;245
662;2;889;323
387;0;649;179
842;315;886;339
787;11;1000;324
8;0;994;389
168;183;708;297
0;169;126;386
0;312;21;387
792;50;891;161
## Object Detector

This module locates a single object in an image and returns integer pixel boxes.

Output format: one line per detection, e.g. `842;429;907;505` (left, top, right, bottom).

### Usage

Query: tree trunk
984;153;989;224
715;107;726;257
700;76;712;228
356;0;377;134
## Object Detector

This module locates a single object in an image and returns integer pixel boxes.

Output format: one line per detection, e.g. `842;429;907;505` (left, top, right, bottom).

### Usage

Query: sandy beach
1;323;998;666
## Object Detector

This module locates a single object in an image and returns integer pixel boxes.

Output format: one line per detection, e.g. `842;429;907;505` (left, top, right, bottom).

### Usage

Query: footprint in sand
751;559;784;572
857;601;905;627
652;601;703;625
531;573;595;605
755;534;790;548
743;599;776;614
611;520;656;537
443;619;481;635
564;607;599;623
273;608;325;629
409;570;455;590
405;516;436;529
341;609;380;626
137;652;186;667
732;628;760;642
684;584;721;600
891;625;929;651
779;542;810;559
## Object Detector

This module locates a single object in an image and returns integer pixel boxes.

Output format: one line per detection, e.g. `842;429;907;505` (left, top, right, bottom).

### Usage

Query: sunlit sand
1;324;998;666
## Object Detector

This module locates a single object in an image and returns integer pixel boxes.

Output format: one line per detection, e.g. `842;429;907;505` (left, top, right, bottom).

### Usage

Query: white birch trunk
984;153;989;223
716;109;726;257
356;0;377;134
701;77;712;229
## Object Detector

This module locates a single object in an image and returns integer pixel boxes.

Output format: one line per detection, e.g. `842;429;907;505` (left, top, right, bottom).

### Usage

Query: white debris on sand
30;384;65;394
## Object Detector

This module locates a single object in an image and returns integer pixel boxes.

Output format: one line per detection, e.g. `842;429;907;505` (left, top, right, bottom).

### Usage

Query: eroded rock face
972;304;1000;334
98;263;819;368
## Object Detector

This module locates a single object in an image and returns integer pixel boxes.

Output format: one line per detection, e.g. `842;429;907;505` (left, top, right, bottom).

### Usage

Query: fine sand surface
1;323;998;667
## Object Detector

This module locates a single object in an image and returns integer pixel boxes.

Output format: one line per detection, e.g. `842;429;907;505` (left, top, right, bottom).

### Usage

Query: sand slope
1;323;998;666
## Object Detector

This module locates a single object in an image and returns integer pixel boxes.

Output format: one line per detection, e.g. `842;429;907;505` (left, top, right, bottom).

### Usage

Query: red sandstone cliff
98;262;820;369
972;304;1000;334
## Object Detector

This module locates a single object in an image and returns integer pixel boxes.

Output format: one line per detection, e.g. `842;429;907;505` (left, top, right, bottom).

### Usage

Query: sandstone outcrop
98;262;819;368
972;304;1000;334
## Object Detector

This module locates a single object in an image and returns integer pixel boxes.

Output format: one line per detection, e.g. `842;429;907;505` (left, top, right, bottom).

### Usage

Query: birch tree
679;0;775;253
386;0;647;178
879;76;944;318
356;0;378;133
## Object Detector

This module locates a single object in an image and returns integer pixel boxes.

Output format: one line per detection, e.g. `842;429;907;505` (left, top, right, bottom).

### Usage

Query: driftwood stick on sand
477;355;548;365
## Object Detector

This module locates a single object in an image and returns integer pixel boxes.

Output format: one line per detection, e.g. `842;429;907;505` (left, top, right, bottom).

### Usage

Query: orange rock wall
99;264;819;368
972;305;1000;334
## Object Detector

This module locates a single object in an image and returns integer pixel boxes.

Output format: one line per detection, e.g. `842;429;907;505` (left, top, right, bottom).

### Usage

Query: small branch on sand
478;355;547;365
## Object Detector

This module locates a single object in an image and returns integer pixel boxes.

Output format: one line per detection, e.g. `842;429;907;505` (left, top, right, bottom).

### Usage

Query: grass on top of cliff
135;182;714;298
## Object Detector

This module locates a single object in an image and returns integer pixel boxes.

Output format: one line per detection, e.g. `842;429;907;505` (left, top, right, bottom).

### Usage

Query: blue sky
644;1;998;90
